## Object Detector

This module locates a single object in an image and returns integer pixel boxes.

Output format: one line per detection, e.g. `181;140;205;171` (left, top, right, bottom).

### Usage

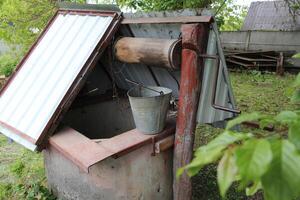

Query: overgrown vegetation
0;0;56;52
179;71;300;200
0;53;19;77
0;136;55;200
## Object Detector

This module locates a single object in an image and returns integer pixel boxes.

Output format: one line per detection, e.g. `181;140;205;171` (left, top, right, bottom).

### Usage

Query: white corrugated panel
0;12;114;150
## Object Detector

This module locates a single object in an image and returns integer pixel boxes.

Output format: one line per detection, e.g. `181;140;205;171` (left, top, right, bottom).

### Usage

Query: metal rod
198;54;241;114
121;16;214;24
125;78;164;95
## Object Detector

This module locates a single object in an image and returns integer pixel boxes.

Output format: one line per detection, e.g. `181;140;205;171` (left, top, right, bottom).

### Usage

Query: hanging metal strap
125;78;164;95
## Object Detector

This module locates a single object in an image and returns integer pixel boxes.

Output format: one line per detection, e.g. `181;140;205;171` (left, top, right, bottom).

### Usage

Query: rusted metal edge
0;121;36;144
155;135;175;154
121;15;213;24
58;9;119;16
48;132;94;173
48;127;116;173
113;126;175;159
49;124;175;173
36;12;123;150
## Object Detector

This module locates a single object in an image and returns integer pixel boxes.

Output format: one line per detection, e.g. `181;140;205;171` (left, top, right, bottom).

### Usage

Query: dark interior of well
60;59;136;139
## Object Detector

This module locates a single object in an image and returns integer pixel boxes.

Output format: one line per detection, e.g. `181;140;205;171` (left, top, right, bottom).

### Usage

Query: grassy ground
0;136;55;200
0;71;296;199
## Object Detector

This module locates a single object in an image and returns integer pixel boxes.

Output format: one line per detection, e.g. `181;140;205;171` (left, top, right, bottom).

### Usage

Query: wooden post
173;23;209;200
276;52;284;76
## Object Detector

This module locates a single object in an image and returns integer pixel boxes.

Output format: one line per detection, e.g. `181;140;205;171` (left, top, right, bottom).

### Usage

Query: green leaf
293;73;300;87
259;116;275;130
235;139;272;187
176;167;185;179
195;131;252;157
291;90;300;103
292;53;300;59
226;112;262;130
275;111;298;125
262;140;300;200
289;122;300;150
217;149;237;198
185;131;252;176
246;181;262;196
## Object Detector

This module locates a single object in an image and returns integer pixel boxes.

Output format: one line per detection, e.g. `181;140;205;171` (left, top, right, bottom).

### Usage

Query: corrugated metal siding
112;9;236;125
197;29;233;123
242;1;300;31
220;30;300;52
0;12;114;150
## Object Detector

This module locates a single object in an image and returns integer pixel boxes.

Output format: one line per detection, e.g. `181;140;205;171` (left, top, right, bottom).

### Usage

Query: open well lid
0;10;121;151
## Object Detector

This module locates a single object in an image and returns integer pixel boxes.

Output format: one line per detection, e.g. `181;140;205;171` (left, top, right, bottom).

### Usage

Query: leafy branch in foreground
177;73;300;200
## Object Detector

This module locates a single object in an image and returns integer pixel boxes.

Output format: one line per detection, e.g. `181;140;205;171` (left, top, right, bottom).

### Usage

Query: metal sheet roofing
0;10;119;150
242;1;300;31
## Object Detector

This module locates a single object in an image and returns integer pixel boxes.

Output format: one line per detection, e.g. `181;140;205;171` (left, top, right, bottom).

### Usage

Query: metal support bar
121;16;214;24
276;52;284;76
198;54;241;114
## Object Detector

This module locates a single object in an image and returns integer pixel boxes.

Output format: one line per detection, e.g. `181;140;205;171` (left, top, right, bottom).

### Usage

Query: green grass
230;71;296;114
0;136;55;200
0;71;296;199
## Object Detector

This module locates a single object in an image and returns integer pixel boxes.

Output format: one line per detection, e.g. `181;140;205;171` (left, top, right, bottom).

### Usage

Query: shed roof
0;10;121;151
242;1;300;31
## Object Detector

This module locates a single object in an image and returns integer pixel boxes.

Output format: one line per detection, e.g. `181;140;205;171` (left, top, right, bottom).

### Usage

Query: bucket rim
127;86;172;99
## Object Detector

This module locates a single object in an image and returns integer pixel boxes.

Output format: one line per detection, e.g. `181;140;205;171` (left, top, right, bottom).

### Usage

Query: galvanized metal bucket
127;86;172;134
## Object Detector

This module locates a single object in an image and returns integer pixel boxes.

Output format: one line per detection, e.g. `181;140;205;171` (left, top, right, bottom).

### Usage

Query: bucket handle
125;79;164;95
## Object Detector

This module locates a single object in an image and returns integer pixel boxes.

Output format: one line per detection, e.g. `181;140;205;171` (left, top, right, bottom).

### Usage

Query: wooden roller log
113;37;181;70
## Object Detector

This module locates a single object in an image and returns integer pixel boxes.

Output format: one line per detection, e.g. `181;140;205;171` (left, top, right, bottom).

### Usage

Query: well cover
0;10;120;150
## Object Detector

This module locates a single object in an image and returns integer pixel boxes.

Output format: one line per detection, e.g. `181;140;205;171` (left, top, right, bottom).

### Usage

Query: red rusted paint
121;15;214;24
0;121;36;144
173;23;209;200
49;123;175;173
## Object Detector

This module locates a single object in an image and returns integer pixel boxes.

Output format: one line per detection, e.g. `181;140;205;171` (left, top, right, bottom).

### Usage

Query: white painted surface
0;13;113;147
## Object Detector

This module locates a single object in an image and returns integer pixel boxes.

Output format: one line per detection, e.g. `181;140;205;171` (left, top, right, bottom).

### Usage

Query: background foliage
117;0;247;31
0;0;56;52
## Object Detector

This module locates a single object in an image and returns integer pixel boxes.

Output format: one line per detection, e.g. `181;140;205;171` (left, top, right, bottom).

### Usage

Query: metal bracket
151;137;156;156
198;54;241;114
